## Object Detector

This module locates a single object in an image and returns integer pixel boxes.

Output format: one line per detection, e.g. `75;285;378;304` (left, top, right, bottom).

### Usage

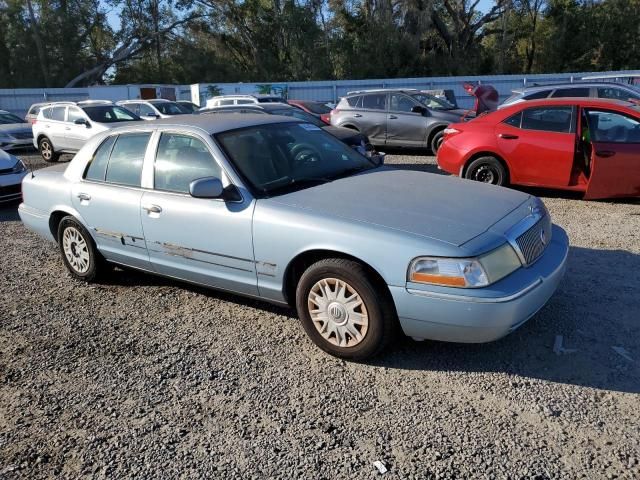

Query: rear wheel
465;156;508;186
39;137;60;163
430;129;445;154
57;216;105;282
295;258;395;360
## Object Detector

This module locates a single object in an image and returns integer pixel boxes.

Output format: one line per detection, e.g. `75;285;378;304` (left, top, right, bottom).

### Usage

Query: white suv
205;94;285;109
116;99;189;120
32;101;142;162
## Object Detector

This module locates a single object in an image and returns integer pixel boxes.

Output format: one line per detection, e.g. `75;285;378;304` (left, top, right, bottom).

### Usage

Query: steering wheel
290;143;322;167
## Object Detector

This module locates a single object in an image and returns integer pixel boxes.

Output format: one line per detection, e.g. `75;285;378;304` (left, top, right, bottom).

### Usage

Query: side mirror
144;113;160;120
74;118;90;128
371;152;385;166
189;177;224;199
411;105;427;115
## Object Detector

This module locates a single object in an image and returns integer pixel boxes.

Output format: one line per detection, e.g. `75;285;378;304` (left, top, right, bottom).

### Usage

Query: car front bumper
390;225;569;343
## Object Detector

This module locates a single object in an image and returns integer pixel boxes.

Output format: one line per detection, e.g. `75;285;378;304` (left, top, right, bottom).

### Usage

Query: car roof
203;103;294;113
148;99;172;104
110;113;299;134
498;97;639;112
512;81;636;94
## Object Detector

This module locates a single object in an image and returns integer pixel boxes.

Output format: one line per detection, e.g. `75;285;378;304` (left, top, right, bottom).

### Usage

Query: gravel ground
1;150;639;479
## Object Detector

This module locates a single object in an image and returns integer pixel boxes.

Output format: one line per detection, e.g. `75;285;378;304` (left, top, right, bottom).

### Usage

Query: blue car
19;114;569;359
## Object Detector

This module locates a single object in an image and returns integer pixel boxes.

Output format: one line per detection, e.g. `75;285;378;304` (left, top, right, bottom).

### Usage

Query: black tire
464;156;508;186
39;137;60;163
295;258;396;360
430;129;445;154
57;216;104;282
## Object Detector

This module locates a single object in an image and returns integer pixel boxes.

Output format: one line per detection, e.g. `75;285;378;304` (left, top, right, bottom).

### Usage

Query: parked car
205;94;285;109
330;89;466;153
176;100;200;113
0;148;28;203
499;81;640;109
0;110;34;150
436;98;640;199
32;101;142;162
19;114;568;359
116;99;190;120
200;103;373;153
25;102;51;124
287;100;333;124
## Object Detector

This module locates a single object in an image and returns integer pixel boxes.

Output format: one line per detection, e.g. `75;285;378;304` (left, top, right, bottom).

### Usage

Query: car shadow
373;246;640;394
0;203;21;222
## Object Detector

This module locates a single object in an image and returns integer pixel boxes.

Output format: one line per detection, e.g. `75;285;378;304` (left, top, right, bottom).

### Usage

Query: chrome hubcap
62;227;90;273
41;142;52;159
307;278;369;348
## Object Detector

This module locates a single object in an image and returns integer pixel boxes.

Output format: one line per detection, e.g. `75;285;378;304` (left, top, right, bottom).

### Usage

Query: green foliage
0;0;638;87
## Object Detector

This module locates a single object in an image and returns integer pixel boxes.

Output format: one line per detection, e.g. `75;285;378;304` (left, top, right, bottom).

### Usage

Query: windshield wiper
263;176;333;195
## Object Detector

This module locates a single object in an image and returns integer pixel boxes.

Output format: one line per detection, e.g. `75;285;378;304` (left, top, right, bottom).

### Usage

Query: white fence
2;70;639;116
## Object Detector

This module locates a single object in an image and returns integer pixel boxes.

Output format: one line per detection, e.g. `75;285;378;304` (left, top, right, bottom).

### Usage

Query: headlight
408;243;522;288
11;160;27;173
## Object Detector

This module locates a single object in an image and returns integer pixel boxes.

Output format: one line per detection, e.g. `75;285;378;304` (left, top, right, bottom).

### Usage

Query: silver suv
32;101;142;162
330;89;465;152
204;94;285;109
500;82;640;109
116;99;190;120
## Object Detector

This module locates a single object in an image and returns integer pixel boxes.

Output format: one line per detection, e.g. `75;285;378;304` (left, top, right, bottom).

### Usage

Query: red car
437;98;640;199
287;100;332;124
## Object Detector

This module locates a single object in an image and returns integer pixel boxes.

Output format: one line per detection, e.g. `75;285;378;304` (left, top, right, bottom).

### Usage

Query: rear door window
521;106;573;133
550;87;590;98
104;133;151;187
50;106;66;122
503;112;522;128
42;107;53;119
597;87;640;101
346;95;362;108
523;90;551;100
236;99;253;105
361;94;387;110
219;99;234;106
85;135;117;182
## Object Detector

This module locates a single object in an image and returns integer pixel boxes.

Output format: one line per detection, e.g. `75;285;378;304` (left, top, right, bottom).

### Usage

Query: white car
32;101;142;162
205;94;285;109
116;99;189;120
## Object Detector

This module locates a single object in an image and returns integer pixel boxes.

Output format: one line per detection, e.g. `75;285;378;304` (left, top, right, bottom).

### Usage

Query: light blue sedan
19;114;569;359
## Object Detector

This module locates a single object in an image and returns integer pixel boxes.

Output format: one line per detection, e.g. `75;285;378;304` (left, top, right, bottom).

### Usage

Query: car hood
0;148;19;169
270;168;530;247
0;123;32;135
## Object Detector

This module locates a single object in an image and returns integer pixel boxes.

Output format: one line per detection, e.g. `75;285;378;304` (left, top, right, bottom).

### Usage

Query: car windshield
153;102;189;115
0;112;25;124
83;106;140;123
216;122;377;196
179;102;198;113
301;102;332;114
270;108;326;127
411;93;456;110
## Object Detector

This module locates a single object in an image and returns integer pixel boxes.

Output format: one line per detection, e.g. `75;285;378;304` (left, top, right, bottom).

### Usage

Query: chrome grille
515;215;552;265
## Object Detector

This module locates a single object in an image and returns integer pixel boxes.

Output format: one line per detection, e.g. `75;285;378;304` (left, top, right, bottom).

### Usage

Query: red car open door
584;109;640;199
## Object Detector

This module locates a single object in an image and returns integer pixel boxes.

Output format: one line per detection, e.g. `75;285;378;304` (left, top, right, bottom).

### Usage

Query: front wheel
295;258;396;360
465;156;508;186
39;137;60;163
57;216;104;282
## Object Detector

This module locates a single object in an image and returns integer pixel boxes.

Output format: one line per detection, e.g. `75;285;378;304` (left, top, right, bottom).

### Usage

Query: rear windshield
83;105;140;123
270;108;326;126
302;102;332;114
0;112;25;124
257;97;284;103
153;102;189;115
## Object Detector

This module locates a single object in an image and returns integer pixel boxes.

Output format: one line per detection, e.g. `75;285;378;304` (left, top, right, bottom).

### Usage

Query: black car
199;103;373;153
331;89;467;153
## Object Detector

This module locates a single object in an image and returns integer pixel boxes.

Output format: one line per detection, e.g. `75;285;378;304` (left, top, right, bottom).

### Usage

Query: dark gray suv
330;89;466;152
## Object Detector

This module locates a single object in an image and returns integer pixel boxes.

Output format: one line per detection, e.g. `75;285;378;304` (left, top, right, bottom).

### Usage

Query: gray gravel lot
1;150;639;479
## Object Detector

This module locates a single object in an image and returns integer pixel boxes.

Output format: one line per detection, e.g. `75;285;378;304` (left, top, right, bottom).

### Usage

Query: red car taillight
320;113;330;124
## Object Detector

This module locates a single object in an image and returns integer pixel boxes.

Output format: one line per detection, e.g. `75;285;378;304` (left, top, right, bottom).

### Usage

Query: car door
495;105;577;187
140;131;258;295
386;93;427;147
70;132;153;269
65;106;91;151
583;108;640;199
44;106;68;150
357;93;388;143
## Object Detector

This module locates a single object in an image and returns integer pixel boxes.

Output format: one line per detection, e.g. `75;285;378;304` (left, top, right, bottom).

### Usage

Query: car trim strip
147;247;254;273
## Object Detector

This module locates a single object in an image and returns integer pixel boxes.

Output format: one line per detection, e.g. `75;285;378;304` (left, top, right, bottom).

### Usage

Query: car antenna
21;154;35;178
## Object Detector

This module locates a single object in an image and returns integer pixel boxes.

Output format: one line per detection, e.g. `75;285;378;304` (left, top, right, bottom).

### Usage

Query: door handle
65;127;71;130
142;204;162;214
595;150;615;158
353;114;362;118
499;133;519;139
389;115;398;119
76;192;91;201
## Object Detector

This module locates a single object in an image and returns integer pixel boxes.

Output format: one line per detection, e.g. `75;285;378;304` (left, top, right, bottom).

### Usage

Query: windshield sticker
298;123;322;131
